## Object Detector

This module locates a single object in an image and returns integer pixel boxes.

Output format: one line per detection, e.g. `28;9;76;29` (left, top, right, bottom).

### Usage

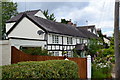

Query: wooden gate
11;46;87;78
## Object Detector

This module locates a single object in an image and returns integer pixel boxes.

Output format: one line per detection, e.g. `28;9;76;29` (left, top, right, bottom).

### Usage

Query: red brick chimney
73;24;77;27
67;19;77;27
67;21;73;25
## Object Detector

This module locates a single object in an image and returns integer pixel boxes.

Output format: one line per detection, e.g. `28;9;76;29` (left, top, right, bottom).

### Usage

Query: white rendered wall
76;38;80;44
8;17;45;40
0;40;11;66
59;51;62;56
63;37;67;45
103;38;110;46
48;34;52;44
72;38;76;45
59;36;62;44
9;39;46;49
6;22;15;33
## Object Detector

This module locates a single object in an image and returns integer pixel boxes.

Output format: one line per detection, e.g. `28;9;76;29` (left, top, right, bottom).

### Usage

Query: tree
43;10;56;21
87;38;104;58
61;19;70;24
97;29;109;48
0;1;18;39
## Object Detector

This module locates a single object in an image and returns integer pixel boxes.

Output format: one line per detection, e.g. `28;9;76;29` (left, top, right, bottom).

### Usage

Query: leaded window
67;37;73;44
52;35;59;43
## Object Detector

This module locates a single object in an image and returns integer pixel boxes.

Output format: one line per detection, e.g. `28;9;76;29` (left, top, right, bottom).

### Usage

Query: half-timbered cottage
6;10;98;57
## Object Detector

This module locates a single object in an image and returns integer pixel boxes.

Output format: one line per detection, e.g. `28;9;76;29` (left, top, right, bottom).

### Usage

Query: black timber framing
8;37;47;41
47;44;76;46
47;44;75;51
47;50;73;51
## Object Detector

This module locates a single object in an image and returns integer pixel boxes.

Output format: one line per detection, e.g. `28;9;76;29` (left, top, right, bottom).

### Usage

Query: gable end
6;13;48;36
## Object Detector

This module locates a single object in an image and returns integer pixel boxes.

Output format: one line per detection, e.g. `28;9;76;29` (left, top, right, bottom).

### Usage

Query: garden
88;38;115;78
72;37;115;78
20;37;115;78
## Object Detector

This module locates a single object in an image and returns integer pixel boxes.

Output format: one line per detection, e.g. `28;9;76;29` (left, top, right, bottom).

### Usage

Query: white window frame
79;38;81;44
67;37;73;44
52;35;59;43
67;51;72;57
80;38;83;44
53;51;59;56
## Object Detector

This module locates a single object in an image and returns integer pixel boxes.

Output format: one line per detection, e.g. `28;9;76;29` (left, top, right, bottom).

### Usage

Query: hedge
2;60;79;79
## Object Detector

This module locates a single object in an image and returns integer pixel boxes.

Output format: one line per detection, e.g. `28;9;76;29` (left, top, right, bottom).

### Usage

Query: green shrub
2;60;79;79
92;63;112;78
72;48;80;57
21;47;48;56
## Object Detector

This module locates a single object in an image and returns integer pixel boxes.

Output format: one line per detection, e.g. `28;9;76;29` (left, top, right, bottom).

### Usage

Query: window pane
67;37;72;44
52;35;59;43
52;35;54;43
54;52;59;56
68;52;71;57
70;38;72;44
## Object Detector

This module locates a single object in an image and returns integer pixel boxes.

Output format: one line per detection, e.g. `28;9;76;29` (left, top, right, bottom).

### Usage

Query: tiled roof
6;10;39;23
27;15;87;38
6;10;98;39
76;27;98;39
77;25;95;29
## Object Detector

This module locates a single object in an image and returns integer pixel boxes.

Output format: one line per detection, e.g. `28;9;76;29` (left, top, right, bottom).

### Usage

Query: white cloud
53;0;114;25
16;0;115;36
51;0;115;37
103;31;113;36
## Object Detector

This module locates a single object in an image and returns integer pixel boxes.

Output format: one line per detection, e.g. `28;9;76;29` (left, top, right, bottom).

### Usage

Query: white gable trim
6;22;16;33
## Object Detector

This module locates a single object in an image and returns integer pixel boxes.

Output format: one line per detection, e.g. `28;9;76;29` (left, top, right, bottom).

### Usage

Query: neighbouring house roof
78;25;96;33
6;10;39;23
77;25;95;30
106;37;111;40
75;44;86;51
6;10;98;39
76;27;98;39
103;35;111;40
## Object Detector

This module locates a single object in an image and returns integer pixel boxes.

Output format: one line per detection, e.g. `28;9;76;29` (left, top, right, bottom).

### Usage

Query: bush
72;48;80;57
2;60;79;79
21;47;48;56
92;63;112;78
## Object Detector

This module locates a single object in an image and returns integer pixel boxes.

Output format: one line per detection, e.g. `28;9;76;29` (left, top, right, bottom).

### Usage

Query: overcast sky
13;0;115;36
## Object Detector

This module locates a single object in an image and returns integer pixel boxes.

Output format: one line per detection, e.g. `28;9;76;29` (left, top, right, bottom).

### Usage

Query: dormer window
34;10;47;19
88;29;91;32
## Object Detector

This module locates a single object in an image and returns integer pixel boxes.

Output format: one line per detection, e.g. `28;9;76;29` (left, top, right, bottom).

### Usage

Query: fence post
87;55;91;79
